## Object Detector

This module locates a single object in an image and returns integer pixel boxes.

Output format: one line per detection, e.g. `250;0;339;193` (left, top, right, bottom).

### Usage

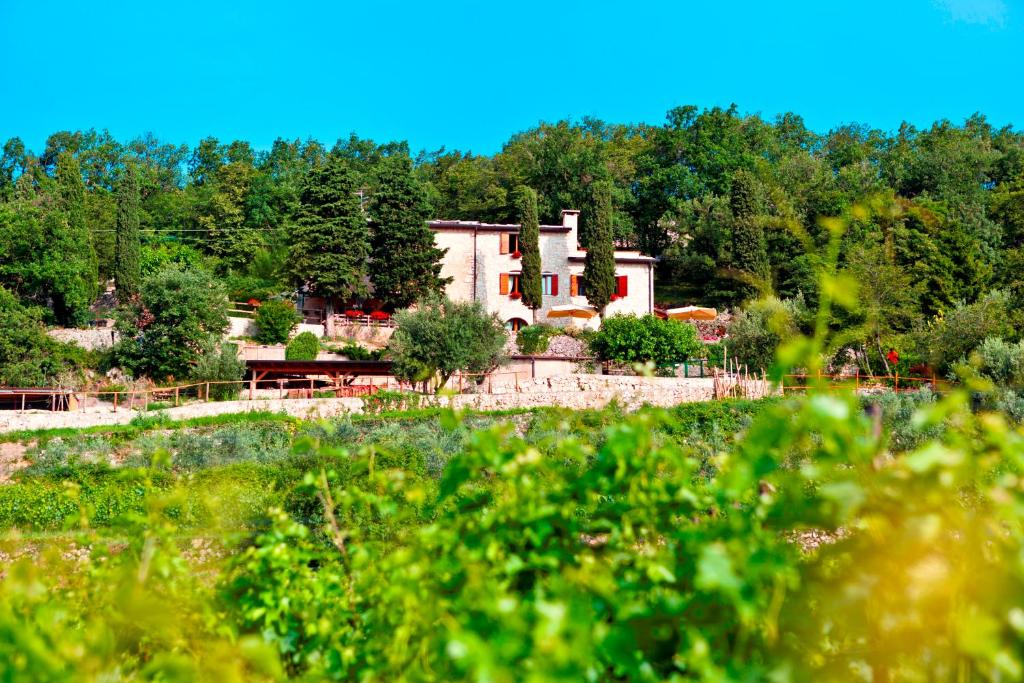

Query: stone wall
48;328;119;351
0;376;717;434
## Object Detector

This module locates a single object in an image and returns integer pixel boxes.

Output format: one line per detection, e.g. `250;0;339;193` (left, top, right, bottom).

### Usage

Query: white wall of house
431;210;655;330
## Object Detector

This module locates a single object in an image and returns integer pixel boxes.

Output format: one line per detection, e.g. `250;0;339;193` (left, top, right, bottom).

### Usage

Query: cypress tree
368;155;448;309
114;162;141;299
729;169;770;297
515;185;542;310
287;156;370;300
584;180;617;313
51;152;99;325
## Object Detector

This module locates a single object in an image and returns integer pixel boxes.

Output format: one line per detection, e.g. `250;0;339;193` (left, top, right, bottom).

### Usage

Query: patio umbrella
665;306;718;321
547;304;598;319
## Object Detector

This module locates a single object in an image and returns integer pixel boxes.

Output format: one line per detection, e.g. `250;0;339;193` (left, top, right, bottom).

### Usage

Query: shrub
191;342;245;401
728;296;802;371
114;267;230;381
254;299;300;344
516;324;555;355
968;337;1024;388
328;341;384;361
361;390;423;414
591;314;702;366
914;290;1016;373
286;331;320;360
0;286;89;386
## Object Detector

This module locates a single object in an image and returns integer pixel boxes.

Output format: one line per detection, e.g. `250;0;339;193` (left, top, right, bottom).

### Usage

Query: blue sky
0;0;1020;155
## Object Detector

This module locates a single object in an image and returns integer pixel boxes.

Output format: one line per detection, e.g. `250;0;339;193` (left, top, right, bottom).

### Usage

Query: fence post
20;393;25;412
175;387;179;407
894;372;899;393
205;383;210;401
855;370;860;393
249;377;255;401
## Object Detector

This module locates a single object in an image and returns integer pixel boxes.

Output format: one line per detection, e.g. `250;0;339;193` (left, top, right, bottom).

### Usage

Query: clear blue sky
0;0;1020;155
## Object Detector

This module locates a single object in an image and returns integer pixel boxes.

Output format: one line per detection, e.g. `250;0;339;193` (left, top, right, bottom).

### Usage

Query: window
571;275;586;297
615;275;628;298
505;317;528;332
542;273;559;296
499;272;522;295
500;233;521;254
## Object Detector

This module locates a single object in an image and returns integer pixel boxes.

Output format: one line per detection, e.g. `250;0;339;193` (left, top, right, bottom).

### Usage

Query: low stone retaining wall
0;377;717;434
48;327;119;350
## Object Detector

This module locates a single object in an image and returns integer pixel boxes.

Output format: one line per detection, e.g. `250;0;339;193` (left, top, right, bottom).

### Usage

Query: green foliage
139;241;207;278
192;342;245;401
327;341;384;361
51;151;99;326
284;331;319;360
583;179;616;312
388;294;507;389
515;323;555;355
728;296;804;371
0;286;88;386
360;390;423;414
514;185;543;309
913;289;1016;373
253;299;299;344
115;266;230;381
113;161;141;299
969;337;1024;388
367;154;447;308
591;313;702;366
728;168;770;297
287;156;369;299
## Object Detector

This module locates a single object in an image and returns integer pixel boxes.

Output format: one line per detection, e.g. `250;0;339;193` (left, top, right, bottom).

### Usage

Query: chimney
561;209;580;250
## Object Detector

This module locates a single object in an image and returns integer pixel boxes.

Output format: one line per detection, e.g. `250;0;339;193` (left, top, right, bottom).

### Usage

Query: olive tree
388;294;507;391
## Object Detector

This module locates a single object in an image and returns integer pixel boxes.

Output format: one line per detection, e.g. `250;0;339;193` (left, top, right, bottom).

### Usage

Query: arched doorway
505;317;528;332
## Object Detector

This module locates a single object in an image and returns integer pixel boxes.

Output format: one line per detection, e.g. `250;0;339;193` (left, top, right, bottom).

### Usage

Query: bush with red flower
345;309;364;319
370;311;390;321
511;250;522;259
509;291;522;300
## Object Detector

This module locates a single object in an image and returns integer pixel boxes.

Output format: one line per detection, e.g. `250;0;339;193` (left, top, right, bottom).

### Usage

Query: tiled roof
428;220;570;232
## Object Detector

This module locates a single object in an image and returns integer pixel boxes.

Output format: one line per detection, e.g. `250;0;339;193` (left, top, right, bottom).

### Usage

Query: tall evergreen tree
287;156;370;300
367;156;448;309
515;185;543;311
584;180;617;313
114;162;141;299
51;152;98;325
729;169;770;298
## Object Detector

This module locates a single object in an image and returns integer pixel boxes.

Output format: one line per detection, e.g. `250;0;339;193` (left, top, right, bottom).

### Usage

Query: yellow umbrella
547;304;598;319
665;306;718;321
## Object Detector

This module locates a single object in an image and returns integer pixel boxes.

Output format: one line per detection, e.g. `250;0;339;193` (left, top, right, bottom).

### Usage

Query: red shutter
499;273;509;295
616;275;628;297
550;274;559;296
570;274;578;296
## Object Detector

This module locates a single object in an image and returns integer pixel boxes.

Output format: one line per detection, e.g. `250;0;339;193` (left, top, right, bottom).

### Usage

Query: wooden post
205;382;210;401
175;386;180;407
20;393;25;412
113;392;118;412
279;380;285;400
894;372;899;393
855;370;860;393
249;377;255;400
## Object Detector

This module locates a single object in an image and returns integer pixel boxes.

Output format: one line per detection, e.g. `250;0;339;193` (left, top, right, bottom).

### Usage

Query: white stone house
429;210;656;331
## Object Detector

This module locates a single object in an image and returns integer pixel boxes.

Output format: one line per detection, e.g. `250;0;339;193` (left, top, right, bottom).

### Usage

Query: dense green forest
2;104;1024;382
